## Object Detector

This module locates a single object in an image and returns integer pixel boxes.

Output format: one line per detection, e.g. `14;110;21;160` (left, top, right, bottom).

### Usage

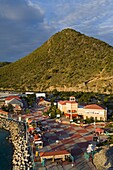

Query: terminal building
58;96;107;121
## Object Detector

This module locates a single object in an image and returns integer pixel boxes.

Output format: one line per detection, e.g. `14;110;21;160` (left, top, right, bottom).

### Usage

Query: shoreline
0;128;13;170
0;118;32;170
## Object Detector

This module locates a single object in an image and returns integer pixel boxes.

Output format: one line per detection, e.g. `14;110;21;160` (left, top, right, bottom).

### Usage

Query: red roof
28;127;35;132
95;128;104;133
84;104;105;110
5;96;20;101
28;119;33;123
58;101;68;105
0;109;8;115
40;150;70;157
66;101;77;104
34;134;40;140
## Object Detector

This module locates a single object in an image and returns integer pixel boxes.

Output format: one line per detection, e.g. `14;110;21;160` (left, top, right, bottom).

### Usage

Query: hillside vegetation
0;28;113;93
0;62;11;68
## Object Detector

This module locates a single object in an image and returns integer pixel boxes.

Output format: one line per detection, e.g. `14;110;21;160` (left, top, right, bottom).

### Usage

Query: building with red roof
38;98;51;107
40;150;70;162
80;104;107;121
5;95;20;101
58;97;107;121
5;95;23;108
0;109;9;119
58;96;78;119
84;104;105;110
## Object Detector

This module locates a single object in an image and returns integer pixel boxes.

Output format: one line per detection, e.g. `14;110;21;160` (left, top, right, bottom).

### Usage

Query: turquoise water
0;129;13;170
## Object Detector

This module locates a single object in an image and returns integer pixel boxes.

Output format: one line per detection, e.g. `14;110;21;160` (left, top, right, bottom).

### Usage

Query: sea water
0;129;13;170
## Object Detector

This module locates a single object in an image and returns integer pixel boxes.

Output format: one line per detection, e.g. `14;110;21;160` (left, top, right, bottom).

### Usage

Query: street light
25;122;28;143
70;111;73;123
25;118;28;143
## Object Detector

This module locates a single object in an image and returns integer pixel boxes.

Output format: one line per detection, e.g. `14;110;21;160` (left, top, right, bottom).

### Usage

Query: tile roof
0;109;8;115
84;104;105;110
34;134;40;140
58;101;68;105
40;150;70;157
66;101;77;104
5;96;20;101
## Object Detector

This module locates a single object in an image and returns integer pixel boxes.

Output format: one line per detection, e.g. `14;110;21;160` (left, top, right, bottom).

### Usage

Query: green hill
0;28;113;93
0;62;11;68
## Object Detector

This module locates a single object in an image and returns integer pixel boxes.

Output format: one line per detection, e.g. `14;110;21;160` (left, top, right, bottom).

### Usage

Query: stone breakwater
0;118;32;170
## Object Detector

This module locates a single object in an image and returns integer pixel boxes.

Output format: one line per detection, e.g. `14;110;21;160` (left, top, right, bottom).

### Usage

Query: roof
28;119;33;123
40;150;70;157
95;128;104;132
8;98;22;105
58;101;67;105
5;96;21;101
34;134;40;140
0;109;8;115
28;127;35;132
84;104;105;110
66;101;77;104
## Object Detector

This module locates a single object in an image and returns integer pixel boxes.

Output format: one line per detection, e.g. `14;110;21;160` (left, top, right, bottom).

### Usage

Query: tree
1;105;7;111
7;104;14;112
1;104;14;112
45;105;61;119
26;108;30;114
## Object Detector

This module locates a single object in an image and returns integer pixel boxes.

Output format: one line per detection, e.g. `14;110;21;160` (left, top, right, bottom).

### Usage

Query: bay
0;129;13;170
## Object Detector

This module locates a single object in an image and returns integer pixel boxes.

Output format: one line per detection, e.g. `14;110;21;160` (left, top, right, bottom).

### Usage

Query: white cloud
0;0;54;61
0;0;113;61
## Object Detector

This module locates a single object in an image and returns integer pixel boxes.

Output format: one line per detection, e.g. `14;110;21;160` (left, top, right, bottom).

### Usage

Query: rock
93;146;113;170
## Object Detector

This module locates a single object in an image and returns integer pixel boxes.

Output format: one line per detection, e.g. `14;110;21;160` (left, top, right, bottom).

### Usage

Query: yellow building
58;96;78;119
78;104;107;121
58;97;107;121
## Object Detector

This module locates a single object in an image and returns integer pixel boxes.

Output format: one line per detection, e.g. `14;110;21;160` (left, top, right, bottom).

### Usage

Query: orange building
0;109;9;119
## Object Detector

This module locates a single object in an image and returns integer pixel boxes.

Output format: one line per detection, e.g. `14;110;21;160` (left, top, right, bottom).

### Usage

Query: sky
1;0;113;62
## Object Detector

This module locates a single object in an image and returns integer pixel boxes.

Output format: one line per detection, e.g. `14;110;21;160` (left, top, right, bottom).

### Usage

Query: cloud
0;0;55;61
50;0;113;46
0;0;113;61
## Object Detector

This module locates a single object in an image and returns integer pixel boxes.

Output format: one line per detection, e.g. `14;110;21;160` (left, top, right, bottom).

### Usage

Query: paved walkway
33;118;107;170
24;108;106;170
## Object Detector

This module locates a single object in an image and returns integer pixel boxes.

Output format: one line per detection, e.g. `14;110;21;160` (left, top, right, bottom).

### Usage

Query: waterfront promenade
25;108;107;170
0;106;107;170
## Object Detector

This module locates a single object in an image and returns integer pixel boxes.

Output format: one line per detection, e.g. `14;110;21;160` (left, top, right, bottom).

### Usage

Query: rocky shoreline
93;145;113;170
0;118;32;170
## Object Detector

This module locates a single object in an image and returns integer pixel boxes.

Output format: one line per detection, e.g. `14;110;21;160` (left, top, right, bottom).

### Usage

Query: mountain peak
0;28;113;93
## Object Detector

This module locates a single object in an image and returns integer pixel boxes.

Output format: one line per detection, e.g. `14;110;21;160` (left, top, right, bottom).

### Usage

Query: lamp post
26;122;28;143
94;117;96;131
70;111;73;123
25;118;28;143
